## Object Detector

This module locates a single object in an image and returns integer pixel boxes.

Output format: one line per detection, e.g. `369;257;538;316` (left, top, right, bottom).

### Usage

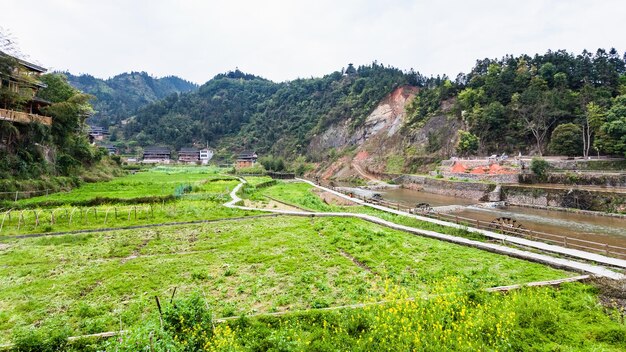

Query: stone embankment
502;185;626;213
392;174;497;201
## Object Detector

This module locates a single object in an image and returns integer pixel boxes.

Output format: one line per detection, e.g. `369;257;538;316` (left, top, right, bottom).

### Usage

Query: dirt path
351;161;379;182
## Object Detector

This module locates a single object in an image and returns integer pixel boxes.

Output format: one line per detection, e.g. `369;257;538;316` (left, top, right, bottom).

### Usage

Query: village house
88;125;109;143
236;150;258;168
142;146;171;163
199;148;214;164
103;145;117;155
178;147;199;163
0;51;52;126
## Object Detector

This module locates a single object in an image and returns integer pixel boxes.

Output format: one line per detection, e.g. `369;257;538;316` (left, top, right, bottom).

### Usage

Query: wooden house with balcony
0;51;52;126
235;151;258;168
142;146;171;164
178;147;199;163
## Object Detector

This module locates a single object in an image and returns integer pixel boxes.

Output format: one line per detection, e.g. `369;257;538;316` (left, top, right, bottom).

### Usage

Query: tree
511;78;559;156
595;95;626;156
581;102;605;158
548;123;582;156
456;130;479;156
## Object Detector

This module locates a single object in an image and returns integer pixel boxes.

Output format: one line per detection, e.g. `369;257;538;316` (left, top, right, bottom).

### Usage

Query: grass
251;181;488;241
104;280;626;351
2;168;625;351
0;216;571;344
8;166;232;208
0;180;249;237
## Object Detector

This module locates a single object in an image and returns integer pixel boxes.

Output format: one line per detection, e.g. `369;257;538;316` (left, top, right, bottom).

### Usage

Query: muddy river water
339;185;626;248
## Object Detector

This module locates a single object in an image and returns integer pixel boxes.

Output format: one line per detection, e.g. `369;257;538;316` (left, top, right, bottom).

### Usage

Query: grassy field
2;168;625;351
0;216;572;344
251;181;491;241
9;166;230;208
0;170;253;237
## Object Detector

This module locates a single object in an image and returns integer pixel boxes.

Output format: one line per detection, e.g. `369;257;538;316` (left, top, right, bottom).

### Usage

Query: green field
0;216;571;344
1;167;625;351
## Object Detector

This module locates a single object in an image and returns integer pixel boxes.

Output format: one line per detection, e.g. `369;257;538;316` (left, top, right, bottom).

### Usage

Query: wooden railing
0;108;52;125
322;183;626;260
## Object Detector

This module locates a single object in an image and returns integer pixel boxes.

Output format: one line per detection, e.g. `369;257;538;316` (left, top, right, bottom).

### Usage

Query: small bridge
0;108;52;126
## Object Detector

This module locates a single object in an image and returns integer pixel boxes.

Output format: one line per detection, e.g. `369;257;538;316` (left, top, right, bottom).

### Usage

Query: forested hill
123;64;421;153
406;48;626;157
64;71;198;126
122;49;626;160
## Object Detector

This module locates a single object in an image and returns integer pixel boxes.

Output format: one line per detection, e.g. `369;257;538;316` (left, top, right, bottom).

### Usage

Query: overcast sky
2;0;625;84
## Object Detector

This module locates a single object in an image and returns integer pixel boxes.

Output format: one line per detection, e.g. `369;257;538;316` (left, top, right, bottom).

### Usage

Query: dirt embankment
311;188;357;206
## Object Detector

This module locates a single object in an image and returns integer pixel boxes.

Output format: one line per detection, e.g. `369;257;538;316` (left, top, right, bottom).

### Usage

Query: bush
548;123;582;156
530;158;550;178
456;130;479;156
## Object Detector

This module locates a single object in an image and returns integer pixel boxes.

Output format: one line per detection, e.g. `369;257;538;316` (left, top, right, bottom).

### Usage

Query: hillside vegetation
0;57;121;191
123;63;426;154
65;71;198;127
118;49;626;163
408;48;626;156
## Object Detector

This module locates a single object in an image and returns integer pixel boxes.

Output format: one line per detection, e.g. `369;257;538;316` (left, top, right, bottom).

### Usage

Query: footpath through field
226;178;625;280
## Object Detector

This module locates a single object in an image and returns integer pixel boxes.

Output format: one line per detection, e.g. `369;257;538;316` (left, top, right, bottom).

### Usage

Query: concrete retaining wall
435;172;519;184
394;174;496;201
520;173;626;187
502;185;626;213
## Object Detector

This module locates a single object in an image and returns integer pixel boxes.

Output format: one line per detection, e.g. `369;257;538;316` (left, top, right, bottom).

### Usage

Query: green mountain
123;63;423;153
64;71;198;126
120;49;626;165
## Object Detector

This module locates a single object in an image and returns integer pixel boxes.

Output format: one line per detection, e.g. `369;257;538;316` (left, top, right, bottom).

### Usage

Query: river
338;185;626;248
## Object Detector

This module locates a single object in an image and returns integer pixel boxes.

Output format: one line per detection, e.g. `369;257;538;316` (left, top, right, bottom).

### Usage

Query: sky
2;0;626;84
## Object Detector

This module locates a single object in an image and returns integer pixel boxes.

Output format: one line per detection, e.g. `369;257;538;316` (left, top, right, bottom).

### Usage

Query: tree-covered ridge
64;71;198;127
407;48;626;156
124;63;415;154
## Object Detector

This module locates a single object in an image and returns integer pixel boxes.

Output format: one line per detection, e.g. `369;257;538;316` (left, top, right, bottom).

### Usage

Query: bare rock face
351;86;418;146
309;86;418;154
309;86;461;181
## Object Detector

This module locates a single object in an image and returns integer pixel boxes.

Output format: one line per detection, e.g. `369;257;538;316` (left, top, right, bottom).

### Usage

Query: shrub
548;123;582;156
530;158;550;178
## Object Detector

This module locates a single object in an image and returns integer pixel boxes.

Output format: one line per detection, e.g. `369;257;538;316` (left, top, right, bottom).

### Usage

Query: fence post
134;206;137;220
604;243;609;255
15;191;18;202
476;219;479;229
563;237;568;248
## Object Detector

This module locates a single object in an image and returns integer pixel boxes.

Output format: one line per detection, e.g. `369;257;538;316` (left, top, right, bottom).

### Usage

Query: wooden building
88;125;109;142
103;145;117;155
178;147;199;163
142;146;171;163
236;151;258;168
0;51;52;126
